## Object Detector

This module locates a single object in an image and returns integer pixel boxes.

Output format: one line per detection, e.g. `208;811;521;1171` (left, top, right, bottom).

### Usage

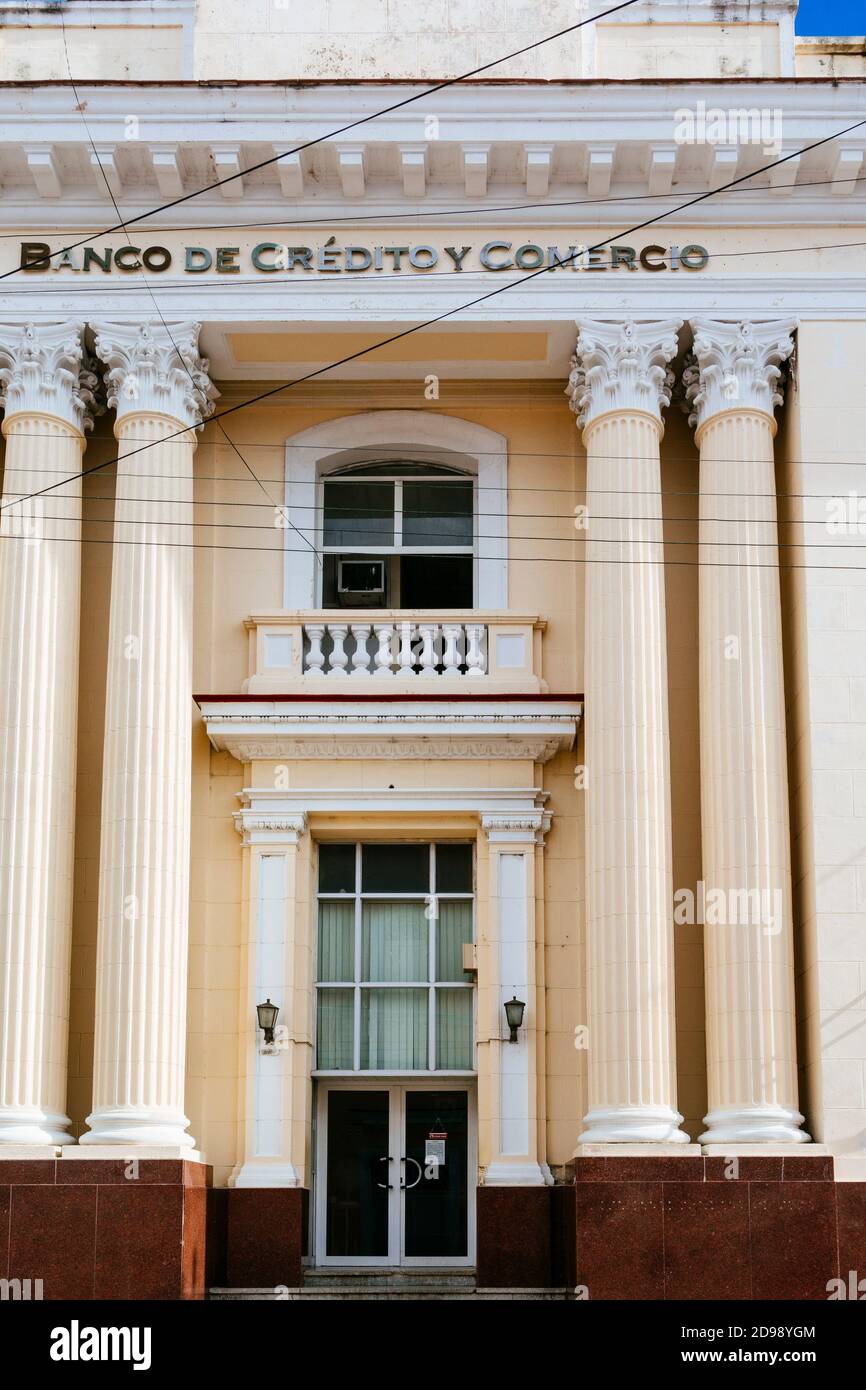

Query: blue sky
796;0;865;34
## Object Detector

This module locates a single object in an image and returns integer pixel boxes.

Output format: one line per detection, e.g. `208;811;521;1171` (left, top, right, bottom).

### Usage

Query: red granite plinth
225;1188;307;1289
0;1157;210;1300
570;1153;866;1300
476;1185;552;1287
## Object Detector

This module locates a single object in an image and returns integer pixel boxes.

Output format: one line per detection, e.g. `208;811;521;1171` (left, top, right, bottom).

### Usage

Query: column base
483;1160;551;1187
699;1105;810;1144
574;1141;703;1156
0;1108;72;1146
62;1144;204;1161
230;1160;302;1189
80;1106;196;1148
578;1105;692;1144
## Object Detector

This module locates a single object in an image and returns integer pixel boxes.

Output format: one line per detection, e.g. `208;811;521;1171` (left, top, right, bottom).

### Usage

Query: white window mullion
428;844;437;1071
394;479;403;548
353;843;362;1071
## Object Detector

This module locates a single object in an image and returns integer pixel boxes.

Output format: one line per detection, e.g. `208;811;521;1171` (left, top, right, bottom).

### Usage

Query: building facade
1;0;866;1299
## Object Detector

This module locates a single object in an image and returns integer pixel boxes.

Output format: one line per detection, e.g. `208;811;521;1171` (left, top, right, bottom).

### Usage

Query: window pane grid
315;843;474;1073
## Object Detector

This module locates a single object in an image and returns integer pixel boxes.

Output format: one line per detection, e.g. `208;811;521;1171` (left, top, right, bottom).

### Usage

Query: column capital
684;317;796;431
91;319;218;430
566;317;682;432
233;810;309;848
0;320;98;433
481;811;550;845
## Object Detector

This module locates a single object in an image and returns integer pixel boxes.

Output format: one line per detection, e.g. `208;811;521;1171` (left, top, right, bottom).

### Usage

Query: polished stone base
569;1152;866;1299
222;1187;308;1289
0;1156;209;1299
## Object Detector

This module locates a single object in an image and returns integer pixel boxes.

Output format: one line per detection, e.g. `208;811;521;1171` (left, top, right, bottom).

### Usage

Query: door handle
400;1156;423;1190
376;1155;394;1189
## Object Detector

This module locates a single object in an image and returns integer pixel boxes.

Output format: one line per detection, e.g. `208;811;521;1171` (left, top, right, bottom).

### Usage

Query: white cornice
0;80;865;230
199;700;581;764
237;785;550;819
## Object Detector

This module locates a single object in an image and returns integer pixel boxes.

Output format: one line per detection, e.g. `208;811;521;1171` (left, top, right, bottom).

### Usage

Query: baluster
305;623;325;675
328;623;349;677
465;623;486;677
397;621;416;679
349;623;372;676
373;622;395;677
441;623;461;678
417;623;438;678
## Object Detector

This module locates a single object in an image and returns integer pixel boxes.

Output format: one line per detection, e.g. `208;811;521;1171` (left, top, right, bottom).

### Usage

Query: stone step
303;1268;477;1291
209;1286;573;1301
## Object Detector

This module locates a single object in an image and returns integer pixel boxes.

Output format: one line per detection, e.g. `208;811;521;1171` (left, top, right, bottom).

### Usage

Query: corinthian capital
91;320;218;429
684;318;796;431
566;318;683;432
0;320;98;432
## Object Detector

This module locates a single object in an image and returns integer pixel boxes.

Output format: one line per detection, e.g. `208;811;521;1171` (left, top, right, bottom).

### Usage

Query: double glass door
317;1084;473;1266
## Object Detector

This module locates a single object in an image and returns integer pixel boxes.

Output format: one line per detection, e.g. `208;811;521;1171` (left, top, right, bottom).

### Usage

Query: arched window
321;459;475;609
283;411;507;611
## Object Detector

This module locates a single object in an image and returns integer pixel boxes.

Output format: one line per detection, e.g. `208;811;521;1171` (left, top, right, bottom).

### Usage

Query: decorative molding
0;320;98;432
683;317;797;431
199;702;581;765
90;319;218;429
481;811;552;844
221;737;566;762
566;318;682;432
233;811;308;846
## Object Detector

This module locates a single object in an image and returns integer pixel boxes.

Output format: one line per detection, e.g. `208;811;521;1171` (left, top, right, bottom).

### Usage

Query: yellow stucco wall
44;382;715;1182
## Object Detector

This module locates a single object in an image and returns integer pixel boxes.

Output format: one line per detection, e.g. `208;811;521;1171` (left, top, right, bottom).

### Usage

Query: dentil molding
566;317;683;431
683;317;797;431
90;319;219;428
0;320;99;432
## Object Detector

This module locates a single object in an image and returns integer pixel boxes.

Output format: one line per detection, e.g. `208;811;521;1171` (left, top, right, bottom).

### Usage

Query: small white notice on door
425;1139;446;1166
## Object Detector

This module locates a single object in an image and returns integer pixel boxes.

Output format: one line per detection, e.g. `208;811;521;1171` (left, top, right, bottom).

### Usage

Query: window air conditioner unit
337;558;386;595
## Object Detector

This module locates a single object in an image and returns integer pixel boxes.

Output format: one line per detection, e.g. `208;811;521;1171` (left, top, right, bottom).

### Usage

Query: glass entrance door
317;1084;473;1266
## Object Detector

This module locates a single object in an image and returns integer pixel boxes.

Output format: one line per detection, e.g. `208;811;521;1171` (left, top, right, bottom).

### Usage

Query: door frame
313;1077;477;1268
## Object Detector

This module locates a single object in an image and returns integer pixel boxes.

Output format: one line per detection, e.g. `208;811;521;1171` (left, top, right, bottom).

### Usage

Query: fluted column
0;323;97;1144
685;318;808;1143
568;318;689;1144
82;321;216;1148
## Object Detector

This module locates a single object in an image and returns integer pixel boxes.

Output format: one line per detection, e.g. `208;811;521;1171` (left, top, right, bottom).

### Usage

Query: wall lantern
256;998;279;1046
504;995;526;1043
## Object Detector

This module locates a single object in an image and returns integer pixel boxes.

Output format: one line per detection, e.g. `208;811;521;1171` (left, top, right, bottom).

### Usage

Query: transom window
321;462;474;608
315;843;475;1073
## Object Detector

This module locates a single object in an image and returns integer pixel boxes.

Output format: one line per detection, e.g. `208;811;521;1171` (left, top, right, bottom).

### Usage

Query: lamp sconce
256;997;279;1048
504;995;526;1043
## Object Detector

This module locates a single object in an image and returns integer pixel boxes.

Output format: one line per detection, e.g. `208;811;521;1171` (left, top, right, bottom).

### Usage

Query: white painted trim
236;786;549;818
283;411;507;612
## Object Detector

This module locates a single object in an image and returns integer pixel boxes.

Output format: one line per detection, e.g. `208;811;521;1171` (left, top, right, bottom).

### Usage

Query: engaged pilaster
479;812;550;1185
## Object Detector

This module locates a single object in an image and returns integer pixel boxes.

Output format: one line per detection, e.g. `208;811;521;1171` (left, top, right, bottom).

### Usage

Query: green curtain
362;901;427;981
318;901;354;982
435;900;473;981
317;989;353;1069
436;989;473;1069
361;988;428;1069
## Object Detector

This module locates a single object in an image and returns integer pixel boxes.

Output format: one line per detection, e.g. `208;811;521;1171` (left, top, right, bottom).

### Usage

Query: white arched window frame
283;411;508;610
